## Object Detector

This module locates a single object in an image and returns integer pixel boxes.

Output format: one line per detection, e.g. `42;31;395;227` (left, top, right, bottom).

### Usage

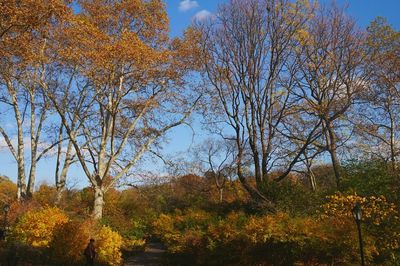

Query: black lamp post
352;203;365;266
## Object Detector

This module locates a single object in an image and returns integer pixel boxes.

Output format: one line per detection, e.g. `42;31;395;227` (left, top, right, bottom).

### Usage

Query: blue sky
165;0;400;36
1;0;399;188
162;0;400;176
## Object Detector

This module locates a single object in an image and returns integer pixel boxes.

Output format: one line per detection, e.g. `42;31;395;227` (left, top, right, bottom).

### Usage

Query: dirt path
124;242;166;266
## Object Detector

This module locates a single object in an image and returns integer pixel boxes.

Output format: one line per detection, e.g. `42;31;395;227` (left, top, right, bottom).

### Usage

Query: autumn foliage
0;0;400;265
52;220;123;266
1;161;400;265
7;206;123;265
12;207;69;248
322;193;400;262
151;195;399;265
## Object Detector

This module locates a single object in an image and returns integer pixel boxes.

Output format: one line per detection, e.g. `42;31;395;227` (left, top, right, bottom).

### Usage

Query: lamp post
352;203;365;266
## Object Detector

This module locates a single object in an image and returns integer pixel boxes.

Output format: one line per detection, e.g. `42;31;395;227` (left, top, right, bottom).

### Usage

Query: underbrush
151;194;400;265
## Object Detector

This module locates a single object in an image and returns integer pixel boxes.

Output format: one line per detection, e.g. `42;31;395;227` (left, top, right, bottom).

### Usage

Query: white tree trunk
93;186;105;220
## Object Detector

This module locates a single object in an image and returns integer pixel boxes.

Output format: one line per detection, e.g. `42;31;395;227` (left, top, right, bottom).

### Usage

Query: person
84;238;96;266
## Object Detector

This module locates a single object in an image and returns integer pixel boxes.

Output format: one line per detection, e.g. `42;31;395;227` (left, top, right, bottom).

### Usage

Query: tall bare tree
294;4;368;189
198;0;321;204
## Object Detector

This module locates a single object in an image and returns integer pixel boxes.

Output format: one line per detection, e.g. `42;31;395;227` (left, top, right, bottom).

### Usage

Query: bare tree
196;139;236;203
198;0;320;204
294;4;368;189
352;17;400;171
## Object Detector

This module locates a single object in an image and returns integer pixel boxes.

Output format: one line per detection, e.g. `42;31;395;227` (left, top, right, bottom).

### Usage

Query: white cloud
192;9;213;22
0;135;69;158
179;0;199;12
0;136;28;152
0;138;9;151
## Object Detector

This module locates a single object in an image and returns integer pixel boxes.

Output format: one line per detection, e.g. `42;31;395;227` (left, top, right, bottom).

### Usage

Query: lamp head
352;202;362;222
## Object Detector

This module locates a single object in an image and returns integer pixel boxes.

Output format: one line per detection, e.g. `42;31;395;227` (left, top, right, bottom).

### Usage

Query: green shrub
342;159;398;201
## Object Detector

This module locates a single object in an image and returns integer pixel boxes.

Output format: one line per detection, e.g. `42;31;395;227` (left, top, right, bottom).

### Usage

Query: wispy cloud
0;135;71;159
179;0;199;12
193;10;213;22
0;138;9;151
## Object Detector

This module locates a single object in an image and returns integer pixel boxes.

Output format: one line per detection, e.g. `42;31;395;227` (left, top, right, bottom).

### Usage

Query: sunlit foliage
12;207;69;248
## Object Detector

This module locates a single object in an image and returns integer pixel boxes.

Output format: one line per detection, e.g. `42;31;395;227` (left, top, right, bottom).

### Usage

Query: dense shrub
12;206;69;248
50;219;123;266
49;219;93;265
322;193;400;263
152;209;214;254
262;179;322;215
96;225;124;266
152;195;400;266
9;206;123;266
33;184;57;206
120;217;148;252
342;160;398;201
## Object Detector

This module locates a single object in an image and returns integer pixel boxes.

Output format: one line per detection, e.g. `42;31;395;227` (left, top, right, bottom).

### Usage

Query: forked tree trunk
55;138;74;205
304;154;317;192
309;171;317;192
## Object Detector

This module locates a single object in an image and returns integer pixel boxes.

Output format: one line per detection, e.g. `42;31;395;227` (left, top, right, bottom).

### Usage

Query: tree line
0;0;399;219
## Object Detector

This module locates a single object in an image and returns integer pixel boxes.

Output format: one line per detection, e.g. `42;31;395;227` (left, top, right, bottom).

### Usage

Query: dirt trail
124;242;166;266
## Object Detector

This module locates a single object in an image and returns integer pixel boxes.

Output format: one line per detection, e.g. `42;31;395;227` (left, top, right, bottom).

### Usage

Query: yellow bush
152;208;386;265
50;219;92;264
207;211;246;245
152;213;175;237
96;225;123;266
322;193;400;261
151;210;212;253
123;238;146;251
322;193;398;225
50;219;123;266
13;206;69;247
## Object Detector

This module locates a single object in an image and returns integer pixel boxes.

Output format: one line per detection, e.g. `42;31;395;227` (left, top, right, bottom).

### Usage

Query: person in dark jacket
84;238;96;266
